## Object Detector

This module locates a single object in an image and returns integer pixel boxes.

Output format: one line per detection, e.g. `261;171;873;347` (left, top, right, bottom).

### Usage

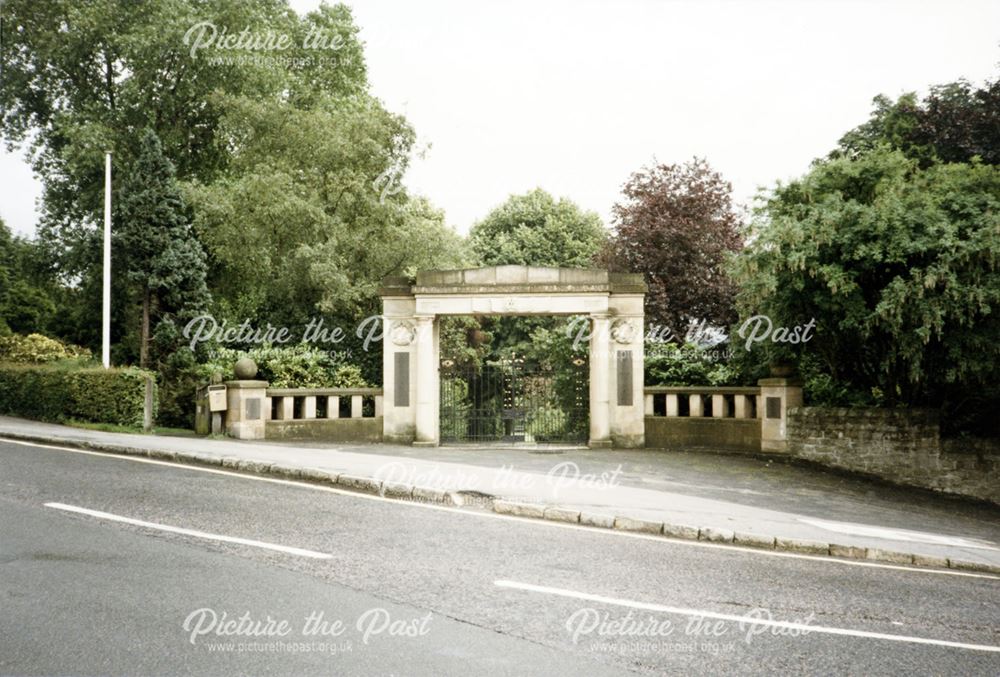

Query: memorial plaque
617;350;633;406
245;398;261;421
766;396;781;419
394;352;410;407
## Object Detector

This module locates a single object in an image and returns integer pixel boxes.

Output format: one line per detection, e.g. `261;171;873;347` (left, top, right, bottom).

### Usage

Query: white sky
2;0;999;237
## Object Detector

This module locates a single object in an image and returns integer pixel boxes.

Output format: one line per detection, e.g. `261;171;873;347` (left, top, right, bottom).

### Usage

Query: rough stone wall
787;407;1000;505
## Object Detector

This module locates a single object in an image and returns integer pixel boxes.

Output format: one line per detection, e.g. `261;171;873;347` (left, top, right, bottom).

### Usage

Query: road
1;438;998;675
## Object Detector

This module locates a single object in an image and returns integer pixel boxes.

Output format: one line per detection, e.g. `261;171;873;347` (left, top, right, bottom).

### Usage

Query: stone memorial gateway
379;266;647;448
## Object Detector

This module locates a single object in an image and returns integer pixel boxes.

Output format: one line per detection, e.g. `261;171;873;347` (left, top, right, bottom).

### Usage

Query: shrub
0;364;155;427
645;342;737;386
0;333;91;363
155;343;371;429
204;343;369;388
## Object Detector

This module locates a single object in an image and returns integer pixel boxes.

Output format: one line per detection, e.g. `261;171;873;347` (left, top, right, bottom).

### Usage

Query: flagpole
102;151;112;369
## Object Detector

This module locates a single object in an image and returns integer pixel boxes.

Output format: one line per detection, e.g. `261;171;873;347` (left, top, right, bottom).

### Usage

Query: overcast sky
2;0;999;237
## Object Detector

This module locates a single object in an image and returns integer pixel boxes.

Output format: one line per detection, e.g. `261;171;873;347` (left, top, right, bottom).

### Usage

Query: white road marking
4;437;999;580
43;502;332;559
494;579;1000;653
797;517;999;551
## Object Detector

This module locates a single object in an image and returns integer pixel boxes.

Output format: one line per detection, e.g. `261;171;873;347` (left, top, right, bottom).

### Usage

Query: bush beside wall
0;364;156;427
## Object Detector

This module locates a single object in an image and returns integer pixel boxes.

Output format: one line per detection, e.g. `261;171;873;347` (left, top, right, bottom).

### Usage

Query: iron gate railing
439;354;588;444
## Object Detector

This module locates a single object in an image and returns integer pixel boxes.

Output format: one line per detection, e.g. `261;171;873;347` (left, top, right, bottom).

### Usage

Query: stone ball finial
234;357;258;380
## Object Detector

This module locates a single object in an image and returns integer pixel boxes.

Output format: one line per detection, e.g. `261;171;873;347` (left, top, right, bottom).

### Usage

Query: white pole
102;152;112;369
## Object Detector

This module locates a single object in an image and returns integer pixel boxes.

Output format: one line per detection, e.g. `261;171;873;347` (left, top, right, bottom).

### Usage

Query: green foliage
0;218;58;335
0;333;92;364
184;96;465;323
731;149;1000;428
208;344;369;388
836;77;1000;167
644;342;737;387
469;188;606;267
603;158;744;333
0;364;155;426
117;129;211;366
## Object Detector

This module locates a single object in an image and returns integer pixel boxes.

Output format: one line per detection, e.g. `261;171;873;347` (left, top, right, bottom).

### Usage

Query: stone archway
379;266;647;448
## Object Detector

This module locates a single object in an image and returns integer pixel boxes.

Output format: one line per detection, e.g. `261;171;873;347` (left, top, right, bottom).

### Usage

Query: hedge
0;364;156;427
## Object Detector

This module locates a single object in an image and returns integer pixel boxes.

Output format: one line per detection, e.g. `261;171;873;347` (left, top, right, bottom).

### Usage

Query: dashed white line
44;502;333;559
494;579;1000;653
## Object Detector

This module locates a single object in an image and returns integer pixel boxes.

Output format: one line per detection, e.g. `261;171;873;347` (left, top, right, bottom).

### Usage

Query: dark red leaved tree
602;158;744;338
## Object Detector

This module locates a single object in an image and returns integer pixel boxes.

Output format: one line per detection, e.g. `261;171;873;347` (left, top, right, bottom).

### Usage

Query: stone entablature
380;265;647;449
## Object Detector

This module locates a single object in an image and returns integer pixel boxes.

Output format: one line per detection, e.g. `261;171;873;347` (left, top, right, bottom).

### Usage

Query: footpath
2;415;999;574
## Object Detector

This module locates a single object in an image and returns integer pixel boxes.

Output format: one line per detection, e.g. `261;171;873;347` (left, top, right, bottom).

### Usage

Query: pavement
2;438;999;675
1;415;999;573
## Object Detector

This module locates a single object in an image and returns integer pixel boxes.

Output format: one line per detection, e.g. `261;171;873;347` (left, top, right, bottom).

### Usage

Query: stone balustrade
644;379;801;453
265;387;383;423
644;386;761;420
263;387;384;442
222;381;383;441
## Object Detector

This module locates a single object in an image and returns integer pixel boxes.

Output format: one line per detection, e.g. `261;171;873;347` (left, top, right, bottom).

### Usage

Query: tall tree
183;94;466;324
0;0;370;344
469;188;606;267
0;217;57;335
603;158;743;337
731;148;1000;431
117;130;209;367
835;76;1000;167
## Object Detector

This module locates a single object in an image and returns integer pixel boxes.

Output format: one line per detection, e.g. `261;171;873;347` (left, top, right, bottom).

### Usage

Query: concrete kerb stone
866;548;914;565
733;532;775;549
662;523;700;541
2;432;999;576
237;459;273;474
543;507;581;523
381;482;415;499
336;474;382;494
412;485;453;505
297;467;337;484
699;527;734;543
267;463;302;479
829;544;867;560
613;516;663;534
911;553;949;569
580;512;615;529
775;537;830;556
948;558;1000;575
494;501;546;519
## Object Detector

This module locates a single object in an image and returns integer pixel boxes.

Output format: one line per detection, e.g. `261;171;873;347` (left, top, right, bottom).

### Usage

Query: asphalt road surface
1;438;998;675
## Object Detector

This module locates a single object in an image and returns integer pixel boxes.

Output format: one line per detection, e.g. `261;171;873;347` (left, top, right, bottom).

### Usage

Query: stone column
758;377;804;452
224;380;269;440
588;314;612;448
413;315;440;446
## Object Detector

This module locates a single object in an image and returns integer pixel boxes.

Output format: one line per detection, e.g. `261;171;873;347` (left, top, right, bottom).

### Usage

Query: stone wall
645;417;761;454
787;407;1000;505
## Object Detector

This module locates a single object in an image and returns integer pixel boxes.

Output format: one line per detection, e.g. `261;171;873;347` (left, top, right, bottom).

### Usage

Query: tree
603;158;743;337
469;188;606;267
0;217;58;335
117;130;210;367
0;0;371;345
731;148;1000;432
183;94;466;325
835;76;1000;167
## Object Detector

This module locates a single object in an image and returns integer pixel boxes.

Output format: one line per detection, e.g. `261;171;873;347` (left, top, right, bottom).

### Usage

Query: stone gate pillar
380;278;417;444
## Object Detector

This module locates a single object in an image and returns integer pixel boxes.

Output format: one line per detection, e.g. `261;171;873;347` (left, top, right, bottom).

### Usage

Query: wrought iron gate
440;354;588;444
